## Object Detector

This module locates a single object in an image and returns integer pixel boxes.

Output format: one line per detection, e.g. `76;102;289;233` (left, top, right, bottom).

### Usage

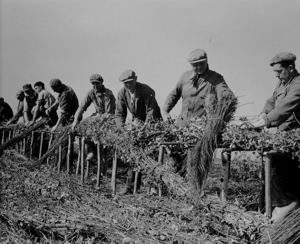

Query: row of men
1;48;300;223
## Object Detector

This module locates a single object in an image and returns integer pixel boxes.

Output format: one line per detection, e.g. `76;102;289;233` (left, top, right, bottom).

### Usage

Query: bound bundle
187;93;238;202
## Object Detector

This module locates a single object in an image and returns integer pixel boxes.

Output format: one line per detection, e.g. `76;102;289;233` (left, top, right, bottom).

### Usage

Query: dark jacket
0;102;13;123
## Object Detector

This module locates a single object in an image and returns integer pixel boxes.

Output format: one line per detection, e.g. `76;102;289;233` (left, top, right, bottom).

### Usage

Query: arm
115;90;127;127
104;91;116;115
144;88;160;123
7;101;24;125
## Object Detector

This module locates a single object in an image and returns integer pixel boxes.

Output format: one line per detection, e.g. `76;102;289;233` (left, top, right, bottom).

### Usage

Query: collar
94;85;106;94
190;68;210;81
281;70;300;86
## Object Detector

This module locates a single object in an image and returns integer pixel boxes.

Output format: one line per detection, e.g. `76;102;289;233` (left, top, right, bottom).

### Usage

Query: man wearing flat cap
46;78;79;132
0;97;13;124
250;52;300;223
72;74;116;131
162;49;233;122
115;69;162;194
6;90;26;126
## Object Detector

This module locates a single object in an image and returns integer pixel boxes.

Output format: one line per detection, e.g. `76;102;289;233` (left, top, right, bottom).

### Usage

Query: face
92;81;103;91
34;85;43;94
123;80;137;93
191;60;208;75
51;85;61;93
272;63;293;83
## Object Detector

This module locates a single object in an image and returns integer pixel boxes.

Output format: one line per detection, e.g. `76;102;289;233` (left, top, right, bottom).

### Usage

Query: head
0;97;4;106
188;49;208;75
50;78;63;93
34;81;45;94
22;84;34;96
16;90;25;101
270;52;297;83
119;69;137;93
90;74;104;91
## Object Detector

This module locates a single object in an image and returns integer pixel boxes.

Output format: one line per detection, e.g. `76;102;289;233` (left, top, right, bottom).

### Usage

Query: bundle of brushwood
0;118;49;157
187;93;238;203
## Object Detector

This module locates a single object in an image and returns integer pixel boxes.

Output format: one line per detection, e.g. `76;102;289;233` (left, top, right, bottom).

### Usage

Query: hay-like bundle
256;207;300;244
187;93;238;202
0;118;49;157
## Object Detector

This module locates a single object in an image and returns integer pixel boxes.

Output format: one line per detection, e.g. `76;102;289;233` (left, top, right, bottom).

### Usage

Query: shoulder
117;87;126;98
136;82;154;93
104;87;115;97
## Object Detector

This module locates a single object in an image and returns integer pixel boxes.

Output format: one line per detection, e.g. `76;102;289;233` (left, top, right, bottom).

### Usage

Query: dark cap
16;90;24;99
50;78;62;87
0;97;3;102
90;74;103;83
270;52;297;66
22;84;33;92
119;69;137;82
187;49;207;63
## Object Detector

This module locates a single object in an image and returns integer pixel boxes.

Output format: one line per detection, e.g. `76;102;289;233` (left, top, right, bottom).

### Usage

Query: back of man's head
34;81;45;89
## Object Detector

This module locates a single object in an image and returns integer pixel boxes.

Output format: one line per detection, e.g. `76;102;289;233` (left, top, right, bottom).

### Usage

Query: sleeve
115;90;127;127
162;74;184;112
58;91;72;114
35;92;45;107
214;75;234;100
264;82;300;127
10;102;24;124
144;88;160;122
22;96;30;113
261;95;275;114
79;91;92;112
105;91;116;115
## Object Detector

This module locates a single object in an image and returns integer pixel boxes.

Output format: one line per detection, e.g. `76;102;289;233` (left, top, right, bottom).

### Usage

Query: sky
1;0;300;121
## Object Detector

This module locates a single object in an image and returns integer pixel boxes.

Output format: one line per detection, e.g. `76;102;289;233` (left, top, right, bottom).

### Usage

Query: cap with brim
90;74;103;83
50;78;62;87
188;49;207;64
119;69;137;82
22;84;32;92
270;52;297;66
16;90;24;98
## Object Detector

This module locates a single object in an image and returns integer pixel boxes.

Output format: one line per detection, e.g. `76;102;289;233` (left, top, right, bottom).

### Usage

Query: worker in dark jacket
46;78;79;132
0;97;13;124
116;69;162;194
162;49;233;122
250;52;300;223
115;69;162;127
6;90;25;125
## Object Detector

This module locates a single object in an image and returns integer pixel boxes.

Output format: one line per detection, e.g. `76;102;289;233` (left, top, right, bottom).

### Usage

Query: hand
6;121;11;126
250;118;265;128
45;108;50;116
29;121;35;126
162;110;171;121
51;125;58;132
71;120;78;131
24;121;30;127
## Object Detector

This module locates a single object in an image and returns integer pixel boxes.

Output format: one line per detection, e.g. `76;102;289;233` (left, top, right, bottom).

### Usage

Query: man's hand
71;120;78;131
51;125;58;132
45;108;50;116
24;121;31;127
249;118;265;128
6;120;11;126
162;110;171;121
29;121;35;126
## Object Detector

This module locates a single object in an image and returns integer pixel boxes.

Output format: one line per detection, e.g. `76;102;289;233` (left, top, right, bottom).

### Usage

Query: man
22;84;38;126
29;81;57;126
115;69;162;194
46;78;79;132
250;52;300;222
72;74;116;176
6;90;25;125
115;69;162;126
162;49;233;122
0;97;13;124
72;73;116;130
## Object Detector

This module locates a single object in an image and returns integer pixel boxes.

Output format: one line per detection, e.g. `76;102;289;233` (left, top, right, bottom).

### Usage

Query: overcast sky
1;0;300;121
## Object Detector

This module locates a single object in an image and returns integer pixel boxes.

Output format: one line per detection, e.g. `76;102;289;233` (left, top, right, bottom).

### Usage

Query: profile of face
92;81;103;92
51;85;62;93
191;60;208;75
34;85;43;94
272;63;294;83
123;79;137;93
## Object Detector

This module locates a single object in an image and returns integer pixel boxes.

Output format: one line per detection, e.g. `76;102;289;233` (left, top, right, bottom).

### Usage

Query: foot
271;200;299;223
120;187;133;195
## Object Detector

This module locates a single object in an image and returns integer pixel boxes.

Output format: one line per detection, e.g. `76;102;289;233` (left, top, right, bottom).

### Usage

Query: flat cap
188;49;207;63
270;52;296;66
119;69;137;82
50;78;62;87
22;84;33;92
16;90;24;98
90;74;103;83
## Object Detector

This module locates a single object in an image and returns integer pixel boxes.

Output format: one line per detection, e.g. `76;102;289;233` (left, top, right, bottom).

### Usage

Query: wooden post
2;129;5;144
133;171;139;194
111;150;117;196
158;145;165;196
29;131;35;159
258;152;265;213
22;137;26;155
8;130;12;140
96;143;101;188
80;137;85;183
46;133;54;165
39;132;44;159
66;134;73;173
221;150;231;201
75;137;81;175
57;143;62;172
265;154;272;218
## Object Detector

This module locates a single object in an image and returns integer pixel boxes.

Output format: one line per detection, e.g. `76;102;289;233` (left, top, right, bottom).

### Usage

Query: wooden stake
265;154;272;218
22;137;26;155
1;129;5;145
75;137;81;175
221;151;231;201
46;133;54;165
96;143;101;188
29;131;35;159
67;134;73;173
57;143;62;172
111;150;117;196
81;137;85;183
39;132;44;159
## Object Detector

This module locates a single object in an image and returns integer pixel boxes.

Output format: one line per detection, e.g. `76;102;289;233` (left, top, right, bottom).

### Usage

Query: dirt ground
0;150;268;244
